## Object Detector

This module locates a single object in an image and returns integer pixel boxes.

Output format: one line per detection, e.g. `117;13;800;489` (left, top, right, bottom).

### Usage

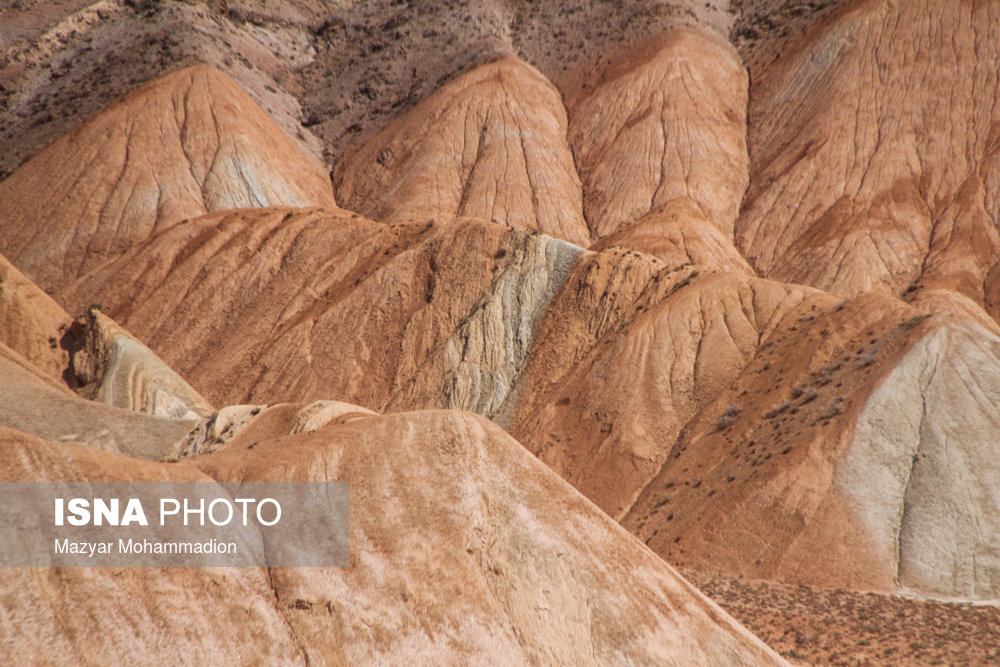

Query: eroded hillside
1;0;996;663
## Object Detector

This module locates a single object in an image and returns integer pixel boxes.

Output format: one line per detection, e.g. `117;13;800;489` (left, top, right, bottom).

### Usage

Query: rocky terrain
1;0;998;663
685;570;1000;665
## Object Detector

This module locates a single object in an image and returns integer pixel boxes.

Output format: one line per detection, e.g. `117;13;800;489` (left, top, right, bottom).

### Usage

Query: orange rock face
737;0;1000;306
508;266;829;521
592;197;754;272
53;199;1000;600
0;251;72;384
3;0;1000;661
194;407;782;665
58;208;512;408
335;56;591;246
0;398;783;665
0;64;335;293
567;29;749;240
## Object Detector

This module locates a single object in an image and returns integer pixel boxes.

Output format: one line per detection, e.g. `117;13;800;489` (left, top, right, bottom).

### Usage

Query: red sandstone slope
0;233;782;660
592;198;754;272
567;29;749;241
0;251;73;384
0;33;994;605
13;55;993;602
196;407;782;665
0;0;328;181
0;64;335;293
1;2;1000;662
51;201;1000;600
58;208;510;408
0;405;783;665
737;0;1000;310
335;55;591;246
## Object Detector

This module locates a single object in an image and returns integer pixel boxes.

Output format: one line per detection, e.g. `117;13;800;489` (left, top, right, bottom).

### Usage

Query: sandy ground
686;570;1000;665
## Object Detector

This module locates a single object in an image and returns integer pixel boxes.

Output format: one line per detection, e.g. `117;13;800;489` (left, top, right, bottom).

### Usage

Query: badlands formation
1;0;999;663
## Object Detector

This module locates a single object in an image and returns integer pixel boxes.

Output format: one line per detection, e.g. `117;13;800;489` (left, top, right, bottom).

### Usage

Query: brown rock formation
508;265;829;521
4;1;1000;659
0;241;788;657
567;29;749;240
335;56;591;246
592;198;754;272
0;249;212;421
192;407;782;664
0;0;327;180
737;0;1000;309
0;64;335;292
54;200;1000;599
58;208;512;407
0;251;73;384
0;408;783;664
625;299;1000;599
